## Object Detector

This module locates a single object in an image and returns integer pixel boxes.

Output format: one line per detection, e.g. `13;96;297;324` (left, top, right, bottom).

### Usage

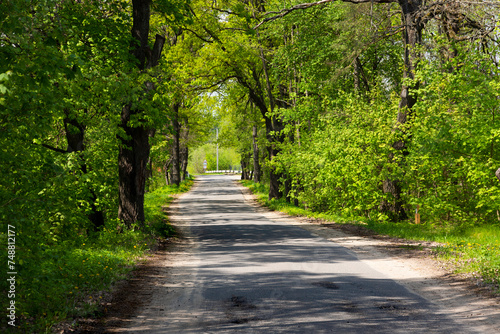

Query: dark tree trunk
180;145;188;181
180;118;189;181
238;75;283;199
240;152;252;180
131;0;151;71
118;104;151;224
264;116;284;199
241;159;247;180
64;117;86;153
380;0;423;221
117;0;165;226
171;103;181;186
252;125;261;183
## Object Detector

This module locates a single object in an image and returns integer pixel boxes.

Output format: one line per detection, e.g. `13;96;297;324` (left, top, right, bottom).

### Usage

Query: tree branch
40;143;67;154
147;34;166;69
188;75;238;92
183;27;214;44
254;0;398;29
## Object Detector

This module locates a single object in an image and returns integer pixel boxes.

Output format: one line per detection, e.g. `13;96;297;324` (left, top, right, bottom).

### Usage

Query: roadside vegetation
0;177;192;333
241;180;500;291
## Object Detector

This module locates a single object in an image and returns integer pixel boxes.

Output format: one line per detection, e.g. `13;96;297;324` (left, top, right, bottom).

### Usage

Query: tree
117;0;168;226
171;0;292;198
256;0;497;220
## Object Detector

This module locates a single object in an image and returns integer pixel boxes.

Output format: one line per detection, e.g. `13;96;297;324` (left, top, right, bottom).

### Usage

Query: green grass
241;180;344;222
10;178;194;333
144;178;194;238
241;180;500;290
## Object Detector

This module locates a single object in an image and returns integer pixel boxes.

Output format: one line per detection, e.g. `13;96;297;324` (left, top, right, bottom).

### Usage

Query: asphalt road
125;175;481;333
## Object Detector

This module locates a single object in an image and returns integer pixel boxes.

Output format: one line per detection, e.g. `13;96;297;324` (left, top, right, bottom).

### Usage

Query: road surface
121;175;484;333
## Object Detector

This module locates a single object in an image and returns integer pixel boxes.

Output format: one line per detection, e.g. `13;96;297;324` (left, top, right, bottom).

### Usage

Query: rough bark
118;103;151;224
118;0;165;226
496;168;500;183
131;0;151;71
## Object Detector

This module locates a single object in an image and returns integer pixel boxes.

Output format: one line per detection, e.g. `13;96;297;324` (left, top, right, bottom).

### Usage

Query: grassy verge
13;178;193;333
144;178;194;238
241;180;500;291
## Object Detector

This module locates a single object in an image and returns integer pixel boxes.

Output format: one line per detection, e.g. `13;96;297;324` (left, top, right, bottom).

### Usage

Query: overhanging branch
254;0;398;29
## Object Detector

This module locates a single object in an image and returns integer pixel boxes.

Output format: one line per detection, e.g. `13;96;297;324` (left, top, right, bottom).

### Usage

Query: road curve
122;175;481;333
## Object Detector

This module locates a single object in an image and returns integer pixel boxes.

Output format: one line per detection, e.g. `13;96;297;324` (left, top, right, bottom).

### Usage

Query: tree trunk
265;116;284;199
496;168;500;183
180;145;188;181
117;0;165;226
171;102;181;186
180;118;189;181
164;158;172;185
240;152;252;180
241;159;247;180
118;104;151;224
252;125;261;183
118;0;149;226
256;28;283;200
238;75;283;199
380;0;423;221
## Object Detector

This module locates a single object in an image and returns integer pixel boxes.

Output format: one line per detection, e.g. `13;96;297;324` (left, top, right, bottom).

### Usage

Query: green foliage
0;0;194;331
241;180;343;221
2;0;500;329
0;178;192;332
274;90;400;220
406;42;500;226
189;144;240;173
